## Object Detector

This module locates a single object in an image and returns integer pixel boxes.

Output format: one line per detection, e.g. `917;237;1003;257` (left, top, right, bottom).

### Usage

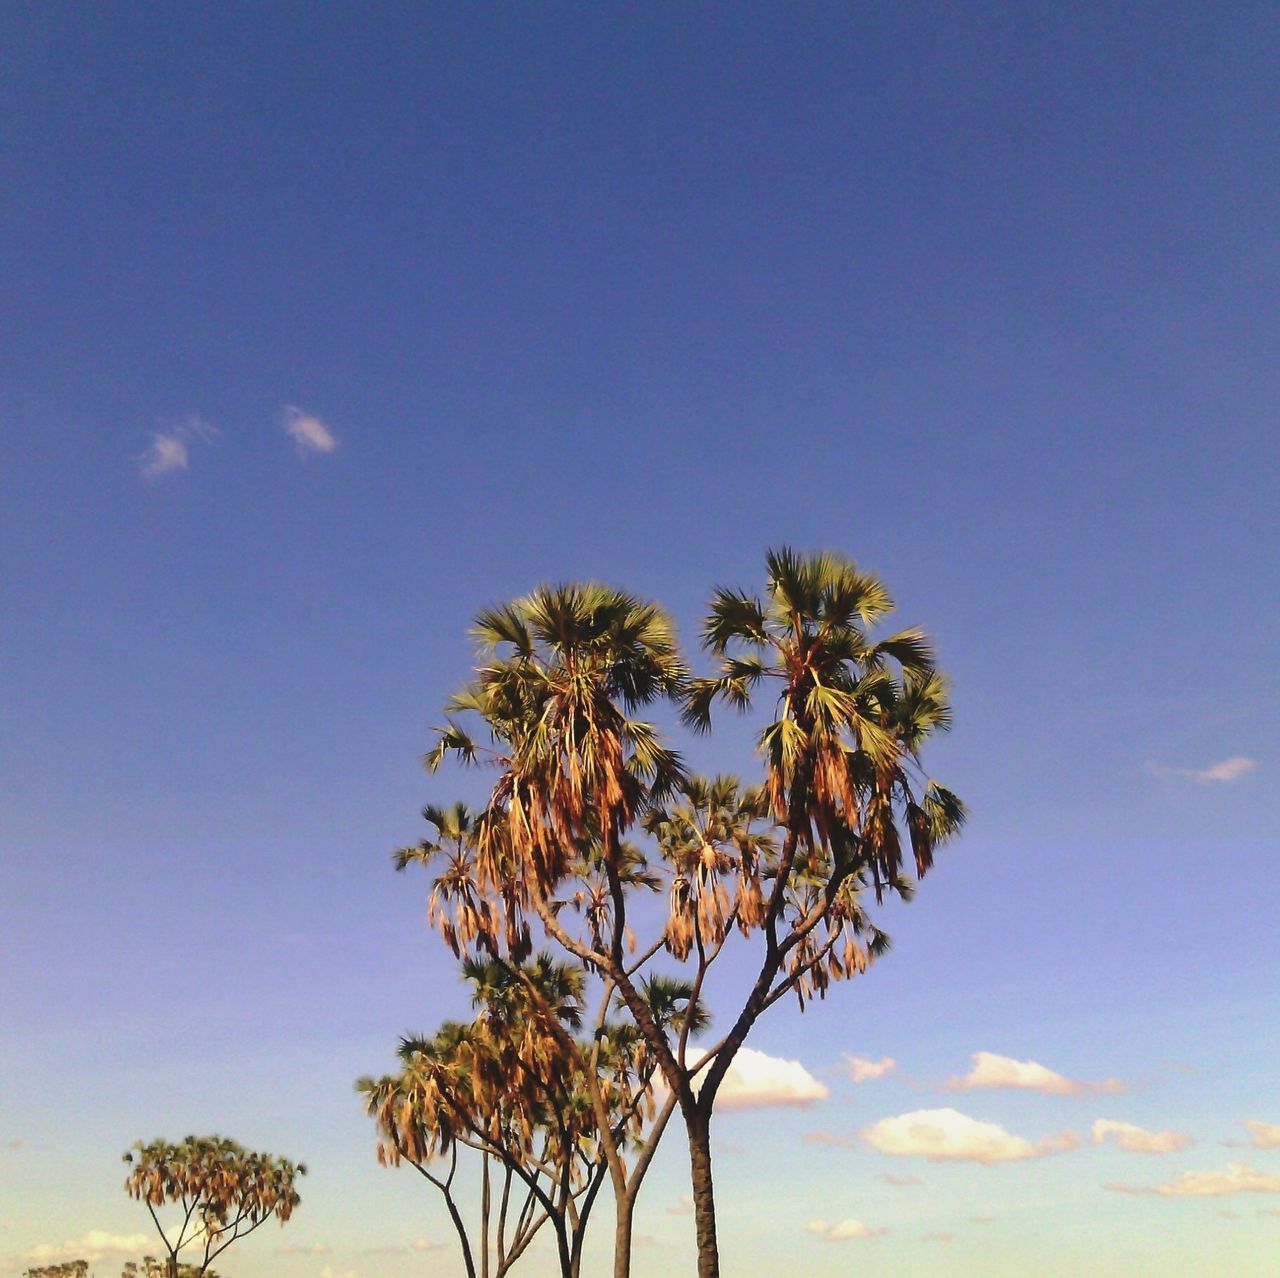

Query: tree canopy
122;1135;304;1277
393;548;964;1277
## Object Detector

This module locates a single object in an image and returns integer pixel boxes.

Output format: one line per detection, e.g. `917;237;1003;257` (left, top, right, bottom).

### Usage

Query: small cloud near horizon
805;1218;885;1241
1092;1119;1191;1154
278;1243;331;1255
879;1172;923;1187
921;1231;953;1243
1107;1163;1280;1198
22;1231;153;1263
1243;1121;1280;1149
283;405;339;456
1148;756;1256;784
843;1054;896;1082
138;415;218;479
804;1130;857;1149
863;1107;1081;1164
950;1051;1125;1097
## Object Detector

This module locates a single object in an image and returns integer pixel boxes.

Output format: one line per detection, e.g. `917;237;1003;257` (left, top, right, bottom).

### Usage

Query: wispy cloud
277;1243;332;1255
138;415;217;480
879;1172;923;1187
667;1195;694;1217
862;1107;1081;1164
1243;1120;1280;1149
708;1047;829;1110
1092;1119;1191;1154
921;1231;953;1243
283;405;339;456
950;1051;1125;1097
843;1053;896;1082
22;1232;153;1263
806;1218;886;1241
1107;1163;1280;1198
803;1130;857;1148
1148;756;1257;784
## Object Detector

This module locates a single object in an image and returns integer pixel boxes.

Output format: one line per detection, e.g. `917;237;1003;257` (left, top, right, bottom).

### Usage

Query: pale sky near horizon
2;5;1277;1276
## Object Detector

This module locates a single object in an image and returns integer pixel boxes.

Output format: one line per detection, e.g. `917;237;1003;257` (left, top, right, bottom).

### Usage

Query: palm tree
122;1136;304;1278
359;950;682;1278
671;548;964;1275
415;554;964;1278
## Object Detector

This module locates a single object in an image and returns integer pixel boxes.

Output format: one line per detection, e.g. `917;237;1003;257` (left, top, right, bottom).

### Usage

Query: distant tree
408;550;965;1278
122;1136;304;1278
121;1260;218;1278
24;1263;88;1278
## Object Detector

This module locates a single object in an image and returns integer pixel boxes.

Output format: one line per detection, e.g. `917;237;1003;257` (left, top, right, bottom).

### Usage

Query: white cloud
140;432;188;477
1107;1163;1280;1198
950;1051;1125;1096
707;1047;829;1110
844;1054;896;1082
667;1195;694;1217
138;415;217;480
828;1219;883;1240
1243;1120;1280;1149
862;1107;1081;1164
806;1219;884;1241
21;1231;153;1263
1092;1119;1191;1154
411;1238;445;1253
283;405;338;456
1148;756;1257;784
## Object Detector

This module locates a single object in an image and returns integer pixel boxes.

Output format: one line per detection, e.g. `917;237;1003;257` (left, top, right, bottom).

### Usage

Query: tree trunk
480;1154;491;1278
687;1106;719;1278
610;1192;634;1278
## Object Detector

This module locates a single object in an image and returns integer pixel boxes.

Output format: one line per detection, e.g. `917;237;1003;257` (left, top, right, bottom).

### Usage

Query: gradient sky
2;5;1277;1276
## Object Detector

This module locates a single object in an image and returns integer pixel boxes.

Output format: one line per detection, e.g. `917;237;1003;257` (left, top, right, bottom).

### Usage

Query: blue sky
2;4;1277;1275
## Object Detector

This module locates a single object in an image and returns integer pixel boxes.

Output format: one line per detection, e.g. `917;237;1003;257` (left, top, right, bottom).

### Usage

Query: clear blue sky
2;5;1277;1275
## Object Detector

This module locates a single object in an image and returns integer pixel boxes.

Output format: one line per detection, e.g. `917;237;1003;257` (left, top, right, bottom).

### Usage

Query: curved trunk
444;1195;478;1278
687;1106;719;1278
